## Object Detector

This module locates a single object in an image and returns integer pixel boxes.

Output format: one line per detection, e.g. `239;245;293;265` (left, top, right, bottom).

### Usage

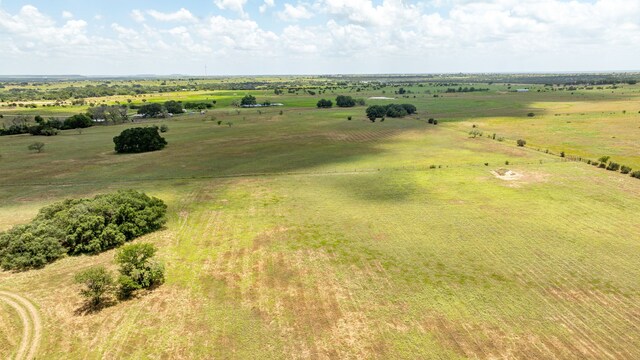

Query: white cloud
147;8;196;22
213;0;248;17
94;14;103;20
2;1;640;74
259;0;276;14
130;9;145;23
62;11;73;19
278;3;313;21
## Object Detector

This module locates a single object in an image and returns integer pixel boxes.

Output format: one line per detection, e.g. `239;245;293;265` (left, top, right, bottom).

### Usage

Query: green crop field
0;76;639;359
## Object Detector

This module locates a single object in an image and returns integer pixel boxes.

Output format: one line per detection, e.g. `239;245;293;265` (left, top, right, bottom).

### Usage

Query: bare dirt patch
492;169;523;181
490;169;551;188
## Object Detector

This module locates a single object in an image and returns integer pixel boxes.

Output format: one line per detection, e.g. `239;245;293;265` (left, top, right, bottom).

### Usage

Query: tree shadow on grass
74;297;118;316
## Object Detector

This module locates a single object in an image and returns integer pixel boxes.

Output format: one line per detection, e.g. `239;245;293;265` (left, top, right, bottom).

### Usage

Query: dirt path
0;291;42;360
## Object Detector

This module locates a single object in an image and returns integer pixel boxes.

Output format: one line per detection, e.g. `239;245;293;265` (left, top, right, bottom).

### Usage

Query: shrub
115;243;165;298
560;151;565;158
28;142;45;153
516;139;526;147
75;266;115;307
598;163;606;168
113;127;167;153
527;112;535;117
620;165;632;174
433;119;438;125
0;191;166;270
630;171;640;179
159;124;169;133
606;162;620;171
347;116;352;121
598;156;610;163
469;129;483;138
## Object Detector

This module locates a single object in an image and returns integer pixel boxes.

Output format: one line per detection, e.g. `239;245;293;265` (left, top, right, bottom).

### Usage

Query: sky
0;0;639;75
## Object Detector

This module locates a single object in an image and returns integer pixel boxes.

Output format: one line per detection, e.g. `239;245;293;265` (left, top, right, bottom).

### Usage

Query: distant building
516;89;529;92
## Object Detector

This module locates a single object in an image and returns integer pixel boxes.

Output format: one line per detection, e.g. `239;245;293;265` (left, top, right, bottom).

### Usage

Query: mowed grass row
1;160;638;358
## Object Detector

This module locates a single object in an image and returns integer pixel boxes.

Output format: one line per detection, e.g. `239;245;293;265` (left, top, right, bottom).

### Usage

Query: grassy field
0;83;639;358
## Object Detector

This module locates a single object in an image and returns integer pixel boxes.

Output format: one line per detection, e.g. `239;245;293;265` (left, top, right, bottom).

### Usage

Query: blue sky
0;0;638;75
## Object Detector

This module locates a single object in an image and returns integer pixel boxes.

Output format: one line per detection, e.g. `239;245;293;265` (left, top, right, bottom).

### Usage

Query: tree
366;105;386;121
137;103;163;118
115;243;165;298
74;266;115;308
517;139;526;147
113;127;167;153
28;142;45;153
164;100;183;114
401;104;417;114
107;105;129;124
335;95;356;107
64;114;93;129
317;99;333;108
240;95;257;106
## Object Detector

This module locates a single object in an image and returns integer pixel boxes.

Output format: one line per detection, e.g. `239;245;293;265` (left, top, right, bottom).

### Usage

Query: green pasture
0;80;639;358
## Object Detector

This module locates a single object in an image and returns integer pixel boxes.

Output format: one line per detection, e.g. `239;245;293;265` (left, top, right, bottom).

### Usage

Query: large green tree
113;127;167;153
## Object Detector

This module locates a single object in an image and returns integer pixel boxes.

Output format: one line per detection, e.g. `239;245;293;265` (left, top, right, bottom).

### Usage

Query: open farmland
0;76;639;359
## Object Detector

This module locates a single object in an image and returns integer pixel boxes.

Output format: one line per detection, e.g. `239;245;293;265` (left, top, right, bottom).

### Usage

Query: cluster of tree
445;87;490;93
334;95;364;107
134;100;184;118
0;114;94;136
183;101;215;110
74;243;165;309
88;105;129;123
0;190;167;271
365;104;417;121
113;127;167;153
317;99;333;108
